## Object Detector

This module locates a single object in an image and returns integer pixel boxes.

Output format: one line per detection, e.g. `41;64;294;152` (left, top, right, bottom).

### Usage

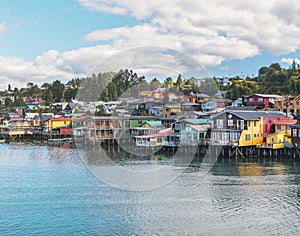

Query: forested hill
2;62;300;107
225;62;300;100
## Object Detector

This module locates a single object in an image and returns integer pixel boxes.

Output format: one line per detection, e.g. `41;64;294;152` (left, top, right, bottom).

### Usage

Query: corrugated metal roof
183;118;213;125
144;121;162;127
228;111;285;120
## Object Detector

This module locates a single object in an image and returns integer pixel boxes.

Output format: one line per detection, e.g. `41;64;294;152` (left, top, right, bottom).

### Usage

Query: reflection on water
1;143;300;235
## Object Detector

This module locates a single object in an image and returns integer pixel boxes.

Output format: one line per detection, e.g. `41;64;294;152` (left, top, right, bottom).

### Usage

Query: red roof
10;117;23;121
275;120;297;125
50;117;73;121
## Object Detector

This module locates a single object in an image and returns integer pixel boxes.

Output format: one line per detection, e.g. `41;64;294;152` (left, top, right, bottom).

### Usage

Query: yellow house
266;131;287;149
239;119;264;146
46;117;72;132
139;91;152;97
263;119;295;149
162;105;181;116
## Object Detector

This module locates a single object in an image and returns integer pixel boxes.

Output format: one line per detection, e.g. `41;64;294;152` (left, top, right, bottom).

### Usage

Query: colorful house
243;94;281;109
130;121;163;137
290;111;300;148
46;117;73;134
164;118;212;147
88;116;122;141
211;110;286;146
162;104;181;117
133;129;174;147
179;124;209;146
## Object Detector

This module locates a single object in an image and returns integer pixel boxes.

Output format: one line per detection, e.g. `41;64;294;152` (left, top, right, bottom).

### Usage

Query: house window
217;119;223;129
254;121;257;127
298;129;300;137
245;134;251;141
254;134;257;138
222;133;229;142
270;138;274;143
292;129;297;137
237;120;244;130
228;119;233;126
277;125;281;130
258;98;263;102
249;98;254;102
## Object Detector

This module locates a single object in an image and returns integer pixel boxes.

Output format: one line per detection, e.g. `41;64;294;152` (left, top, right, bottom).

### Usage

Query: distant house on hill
243;94;281;109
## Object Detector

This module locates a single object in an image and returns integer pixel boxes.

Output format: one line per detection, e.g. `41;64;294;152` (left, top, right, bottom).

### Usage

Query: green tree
164;77;173;88
199;78;219;97
176;74;183;88
5;97;13;107
13;92;25;107
50;80;65;102
64;87;77;102
44;90;53;105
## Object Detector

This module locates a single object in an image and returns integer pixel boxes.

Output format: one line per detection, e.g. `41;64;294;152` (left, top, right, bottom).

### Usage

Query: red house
243;94;281;109
263;115;296;137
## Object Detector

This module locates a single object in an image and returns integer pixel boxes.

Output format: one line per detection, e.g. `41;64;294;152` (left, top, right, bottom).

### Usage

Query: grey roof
213;98;232;103
227;106;258;111
228;111;285;120
191;93;210;98
213;110;285;121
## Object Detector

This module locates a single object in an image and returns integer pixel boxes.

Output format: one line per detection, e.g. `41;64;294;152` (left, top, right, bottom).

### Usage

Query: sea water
0;143;300;235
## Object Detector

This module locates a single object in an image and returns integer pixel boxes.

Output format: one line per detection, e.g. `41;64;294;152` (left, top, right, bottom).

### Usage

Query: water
1;143;300;235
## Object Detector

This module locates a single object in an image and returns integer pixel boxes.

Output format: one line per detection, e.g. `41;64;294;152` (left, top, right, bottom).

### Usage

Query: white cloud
0;22;7;34
281;57;300;65
3;0;300;91
79;0;300;59
0;54;77;90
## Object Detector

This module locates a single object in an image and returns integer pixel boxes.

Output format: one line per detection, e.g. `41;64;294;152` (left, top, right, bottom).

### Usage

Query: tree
5;97;13;107
27;82;34;88
176;74;183;89
64;87;77;102
149;78;161;91
164;77;173;88
13;92;25;107
45;90;53;105
269;63;281;71
199;78;219;97
8;84;11;92
50;80;64;102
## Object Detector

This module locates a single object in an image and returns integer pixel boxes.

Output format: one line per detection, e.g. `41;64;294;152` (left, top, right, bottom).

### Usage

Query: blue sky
0;0;300;90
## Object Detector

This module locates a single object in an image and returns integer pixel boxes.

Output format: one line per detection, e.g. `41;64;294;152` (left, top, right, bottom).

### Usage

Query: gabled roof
143;121;162;128
185;124;211;132
244;93;281;98
227;106;258;111
212;110;285;121
183;118;213;125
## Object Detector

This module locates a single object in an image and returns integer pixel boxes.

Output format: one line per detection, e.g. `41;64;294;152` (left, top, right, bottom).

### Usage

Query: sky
1;0;300;90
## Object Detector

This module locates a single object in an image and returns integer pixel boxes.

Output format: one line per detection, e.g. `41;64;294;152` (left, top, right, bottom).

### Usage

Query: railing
212;124;248;130
162;141;177;147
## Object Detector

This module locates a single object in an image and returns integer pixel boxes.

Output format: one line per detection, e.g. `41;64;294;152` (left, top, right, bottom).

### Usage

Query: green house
179;124;210;145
